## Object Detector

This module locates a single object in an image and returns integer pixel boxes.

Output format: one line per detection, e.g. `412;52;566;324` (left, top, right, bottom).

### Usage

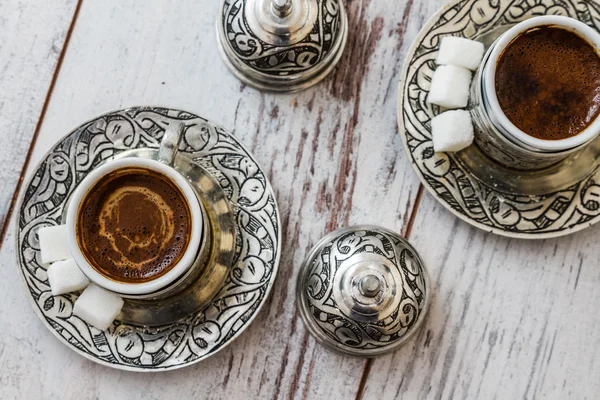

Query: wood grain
0;0;79;229
0;0;425;399
361;192;600;400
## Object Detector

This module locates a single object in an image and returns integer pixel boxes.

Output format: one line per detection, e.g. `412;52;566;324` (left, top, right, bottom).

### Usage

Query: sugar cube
73;284;124;331
431;110;474;152
47;259;90;296
437;36;485;71
427;65;472;109
39;225;70;264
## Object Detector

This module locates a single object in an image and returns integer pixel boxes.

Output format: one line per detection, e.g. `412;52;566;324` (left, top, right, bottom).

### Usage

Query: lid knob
359;274;382;297
297;226;431;358
271;0;293;18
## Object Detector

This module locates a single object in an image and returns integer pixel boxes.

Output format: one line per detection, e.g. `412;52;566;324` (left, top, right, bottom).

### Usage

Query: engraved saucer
15;107;281;371
398;0;600;238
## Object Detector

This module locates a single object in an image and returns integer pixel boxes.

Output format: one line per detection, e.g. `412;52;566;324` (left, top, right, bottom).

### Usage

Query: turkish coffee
495;26;600;140
76;167;192;284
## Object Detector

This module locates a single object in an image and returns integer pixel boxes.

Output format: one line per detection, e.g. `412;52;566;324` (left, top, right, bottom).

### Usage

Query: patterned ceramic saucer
398;0;600;238
16;107;281;371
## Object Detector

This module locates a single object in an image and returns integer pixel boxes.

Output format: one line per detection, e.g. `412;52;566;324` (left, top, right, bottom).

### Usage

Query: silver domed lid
217;0;348;92
296;226;430;357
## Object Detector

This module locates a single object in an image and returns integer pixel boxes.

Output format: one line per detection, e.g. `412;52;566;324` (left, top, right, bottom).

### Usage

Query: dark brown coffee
77;167;192;284
495;26;600;140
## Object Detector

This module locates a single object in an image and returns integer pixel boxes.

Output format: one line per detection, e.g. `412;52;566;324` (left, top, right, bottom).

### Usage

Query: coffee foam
495;26;600;140
77;168;191;283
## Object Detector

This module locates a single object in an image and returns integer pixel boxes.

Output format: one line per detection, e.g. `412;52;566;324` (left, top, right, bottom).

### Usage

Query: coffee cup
470;16;600;170
65;123;209;296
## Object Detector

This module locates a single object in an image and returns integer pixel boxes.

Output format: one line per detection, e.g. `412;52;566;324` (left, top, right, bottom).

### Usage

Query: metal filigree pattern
399;0;600;238
221;0;342;76
16;107;281;371
301;228;428;356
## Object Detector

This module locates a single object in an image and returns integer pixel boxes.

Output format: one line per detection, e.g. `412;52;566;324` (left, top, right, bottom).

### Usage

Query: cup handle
157;122;185;166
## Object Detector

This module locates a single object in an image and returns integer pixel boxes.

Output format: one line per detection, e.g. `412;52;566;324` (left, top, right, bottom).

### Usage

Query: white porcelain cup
65;123;206;295
471;16;600;170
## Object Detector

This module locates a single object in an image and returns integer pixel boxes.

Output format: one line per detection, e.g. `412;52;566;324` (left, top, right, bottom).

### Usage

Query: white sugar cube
427;65;472;109
47;259;90;296
73;284;124;331
39;225;70;264
437;36;485;71
432;110;474;152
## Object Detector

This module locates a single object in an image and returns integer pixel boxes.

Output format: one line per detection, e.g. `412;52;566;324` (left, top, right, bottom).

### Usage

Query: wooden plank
0;0;79;228
1;0;427;399
361;192;600;399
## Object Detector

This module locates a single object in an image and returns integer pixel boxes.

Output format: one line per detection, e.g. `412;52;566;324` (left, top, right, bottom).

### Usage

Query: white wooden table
0;1;598;399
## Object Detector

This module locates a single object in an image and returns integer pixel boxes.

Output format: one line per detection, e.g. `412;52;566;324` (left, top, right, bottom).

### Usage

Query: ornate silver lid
296;226;430;357
217;0;348;92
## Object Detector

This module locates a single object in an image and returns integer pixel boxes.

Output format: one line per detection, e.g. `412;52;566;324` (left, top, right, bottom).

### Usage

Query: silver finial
359;274;383;297
271;0;292;18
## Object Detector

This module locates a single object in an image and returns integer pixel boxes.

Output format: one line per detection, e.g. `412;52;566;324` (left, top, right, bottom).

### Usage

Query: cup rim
483;15;600;152
65;157;204;295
